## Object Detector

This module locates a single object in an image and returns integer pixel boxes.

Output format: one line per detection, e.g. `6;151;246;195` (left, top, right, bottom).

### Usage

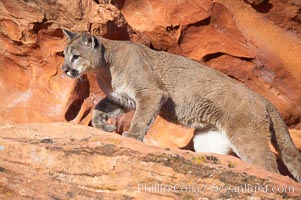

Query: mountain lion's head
62;29;104;79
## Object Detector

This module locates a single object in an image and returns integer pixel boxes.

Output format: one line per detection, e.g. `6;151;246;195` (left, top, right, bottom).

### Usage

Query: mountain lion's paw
92;120;117;132
122;131;144;142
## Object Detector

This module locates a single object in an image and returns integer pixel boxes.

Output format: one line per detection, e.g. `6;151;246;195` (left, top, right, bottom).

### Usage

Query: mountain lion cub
62;29;301;182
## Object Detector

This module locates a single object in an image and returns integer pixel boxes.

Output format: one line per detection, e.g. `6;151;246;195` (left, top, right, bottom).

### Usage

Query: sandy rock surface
0;123;300;199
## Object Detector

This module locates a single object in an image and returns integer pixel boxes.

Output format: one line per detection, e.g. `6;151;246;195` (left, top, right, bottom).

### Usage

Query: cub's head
62;29;104;79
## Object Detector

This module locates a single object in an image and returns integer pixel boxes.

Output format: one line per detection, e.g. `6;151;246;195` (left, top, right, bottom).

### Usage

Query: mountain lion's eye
72;55;80;62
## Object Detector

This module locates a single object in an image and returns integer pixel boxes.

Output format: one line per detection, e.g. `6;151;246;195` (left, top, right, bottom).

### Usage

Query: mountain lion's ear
81;32;98;48
62;29;76;40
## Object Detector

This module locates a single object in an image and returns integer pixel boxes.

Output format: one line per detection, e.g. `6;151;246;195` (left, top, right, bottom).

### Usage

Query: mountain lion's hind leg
228;125;279;173
92;97;125;132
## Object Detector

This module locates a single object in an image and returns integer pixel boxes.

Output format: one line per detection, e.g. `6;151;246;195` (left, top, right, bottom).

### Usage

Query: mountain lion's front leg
122;91;168;142
92;97;125;132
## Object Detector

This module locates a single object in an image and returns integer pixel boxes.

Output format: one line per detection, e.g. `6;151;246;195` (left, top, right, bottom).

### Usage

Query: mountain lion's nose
61;64;69;72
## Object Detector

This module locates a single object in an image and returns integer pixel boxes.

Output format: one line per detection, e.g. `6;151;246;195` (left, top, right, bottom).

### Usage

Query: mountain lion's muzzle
62;64;79;78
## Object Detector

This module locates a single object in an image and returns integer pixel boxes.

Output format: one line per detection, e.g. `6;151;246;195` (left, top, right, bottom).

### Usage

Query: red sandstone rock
290;129;301;151
146;117;194;149
122;0;212;49
180;3;256;61
0;123;300;199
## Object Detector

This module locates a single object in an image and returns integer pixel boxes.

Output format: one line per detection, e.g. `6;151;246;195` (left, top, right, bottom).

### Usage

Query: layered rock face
0;0;301;146
1;123;301;199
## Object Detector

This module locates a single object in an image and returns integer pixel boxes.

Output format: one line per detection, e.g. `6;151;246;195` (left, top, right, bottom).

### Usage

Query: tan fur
62;30;301;182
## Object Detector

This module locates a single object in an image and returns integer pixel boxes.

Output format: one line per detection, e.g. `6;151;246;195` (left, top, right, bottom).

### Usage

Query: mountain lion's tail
267;103;301;182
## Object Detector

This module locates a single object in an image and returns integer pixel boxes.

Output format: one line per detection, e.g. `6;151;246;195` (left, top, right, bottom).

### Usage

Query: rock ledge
0;123;300;199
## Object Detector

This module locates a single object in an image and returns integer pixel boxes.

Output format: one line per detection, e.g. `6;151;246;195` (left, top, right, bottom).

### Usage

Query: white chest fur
109;87;136;109
97;75;136;109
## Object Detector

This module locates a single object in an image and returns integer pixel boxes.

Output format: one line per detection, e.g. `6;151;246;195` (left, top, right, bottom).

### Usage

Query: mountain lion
61;29;301;182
